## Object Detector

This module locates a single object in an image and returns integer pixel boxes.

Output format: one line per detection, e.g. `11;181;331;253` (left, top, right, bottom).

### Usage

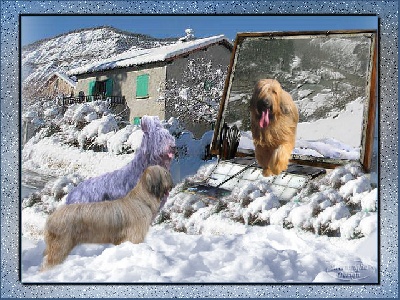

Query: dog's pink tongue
259;109;270;128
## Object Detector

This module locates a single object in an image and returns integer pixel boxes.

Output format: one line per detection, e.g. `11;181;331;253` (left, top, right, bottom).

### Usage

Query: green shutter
88;80;96;96
105;78;113;97
136;74;149;98
133;117;141;125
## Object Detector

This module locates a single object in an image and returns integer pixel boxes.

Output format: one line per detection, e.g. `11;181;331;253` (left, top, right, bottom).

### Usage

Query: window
136;74;149;98
88;79;113;97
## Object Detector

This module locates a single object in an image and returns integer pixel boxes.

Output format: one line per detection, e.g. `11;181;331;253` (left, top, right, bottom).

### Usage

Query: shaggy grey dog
42;165;173;270
65;115;175;205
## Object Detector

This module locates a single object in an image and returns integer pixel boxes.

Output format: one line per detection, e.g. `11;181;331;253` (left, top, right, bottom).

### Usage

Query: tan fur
41;165;173;270
250;79;299;176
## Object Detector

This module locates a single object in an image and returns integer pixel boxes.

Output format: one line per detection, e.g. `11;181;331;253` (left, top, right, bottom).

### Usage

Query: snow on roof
51;72;77;88
68;35;231;76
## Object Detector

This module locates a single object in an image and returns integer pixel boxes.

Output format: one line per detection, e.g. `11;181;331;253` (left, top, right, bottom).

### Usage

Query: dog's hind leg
125;226;150;245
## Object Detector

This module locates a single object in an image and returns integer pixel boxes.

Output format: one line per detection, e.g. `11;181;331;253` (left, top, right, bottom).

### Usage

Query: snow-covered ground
21;100;378;283
296;97;364;149
22;225;377;283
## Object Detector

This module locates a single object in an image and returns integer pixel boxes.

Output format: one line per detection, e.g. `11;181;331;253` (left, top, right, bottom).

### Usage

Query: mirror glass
213;31;377;170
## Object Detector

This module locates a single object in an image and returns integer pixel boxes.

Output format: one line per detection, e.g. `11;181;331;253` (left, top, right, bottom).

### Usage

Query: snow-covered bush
158;162;377;239
77;115;119;149
22;173;84;213
23;99;146;154
106;124;142;154
63;101;111;127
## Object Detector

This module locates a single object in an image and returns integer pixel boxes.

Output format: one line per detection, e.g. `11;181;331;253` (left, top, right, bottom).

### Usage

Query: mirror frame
211;30;378;172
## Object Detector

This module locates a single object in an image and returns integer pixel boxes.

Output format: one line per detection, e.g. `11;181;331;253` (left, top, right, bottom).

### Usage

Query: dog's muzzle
256;98;272;113
257;99;273;128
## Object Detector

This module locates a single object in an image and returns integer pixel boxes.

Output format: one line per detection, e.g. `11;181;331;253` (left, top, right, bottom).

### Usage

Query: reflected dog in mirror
250;79;299;176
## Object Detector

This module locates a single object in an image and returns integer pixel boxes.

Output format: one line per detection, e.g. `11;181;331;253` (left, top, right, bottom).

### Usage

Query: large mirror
211;30;377;171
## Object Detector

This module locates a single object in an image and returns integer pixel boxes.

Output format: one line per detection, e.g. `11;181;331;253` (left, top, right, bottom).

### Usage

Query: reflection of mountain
225;35;372;128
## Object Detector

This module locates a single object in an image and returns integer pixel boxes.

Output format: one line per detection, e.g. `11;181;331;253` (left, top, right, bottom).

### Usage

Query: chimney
178;28;195;42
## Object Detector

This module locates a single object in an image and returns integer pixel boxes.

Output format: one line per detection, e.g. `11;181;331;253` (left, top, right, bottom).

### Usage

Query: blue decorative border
1;1;398;298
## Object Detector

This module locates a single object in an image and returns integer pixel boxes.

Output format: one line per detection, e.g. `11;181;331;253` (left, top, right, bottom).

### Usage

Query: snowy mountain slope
21;26;175;102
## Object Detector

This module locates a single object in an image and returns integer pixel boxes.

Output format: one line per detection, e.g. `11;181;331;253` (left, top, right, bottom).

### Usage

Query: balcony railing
61;95;126;106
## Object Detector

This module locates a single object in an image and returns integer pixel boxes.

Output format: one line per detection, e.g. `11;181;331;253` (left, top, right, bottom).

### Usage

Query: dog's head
251;79;285;128
143;165;173;200
140;115;176;168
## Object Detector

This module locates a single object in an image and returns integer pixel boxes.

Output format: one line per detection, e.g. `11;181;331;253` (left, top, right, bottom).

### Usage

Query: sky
20;15;378;46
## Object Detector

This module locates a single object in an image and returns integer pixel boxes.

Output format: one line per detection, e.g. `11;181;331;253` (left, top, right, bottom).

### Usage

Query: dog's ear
145;167;162;199
279;91;297;116
162;168;173;192
141;115;151;133
280;101;291;115
141;115;162;133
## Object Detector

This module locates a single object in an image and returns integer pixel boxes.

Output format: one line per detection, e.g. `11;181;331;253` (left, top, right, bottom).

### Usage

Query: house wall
125;65;167;123
75;64;167;123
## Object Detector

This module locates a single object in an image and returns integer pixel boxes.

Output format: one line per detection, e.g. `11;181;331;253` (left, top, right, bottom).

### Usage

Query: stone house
43;72;76;98
68;35;232;134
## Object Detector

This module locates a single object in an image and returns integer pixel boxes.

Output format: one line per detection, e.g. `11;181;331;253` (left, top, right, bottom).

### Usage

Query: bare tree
164;57;227;130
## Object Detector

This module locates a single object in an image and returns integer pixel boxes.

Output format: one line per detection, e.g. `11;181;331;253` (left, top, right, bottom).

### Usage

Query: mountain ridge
22;25;176;50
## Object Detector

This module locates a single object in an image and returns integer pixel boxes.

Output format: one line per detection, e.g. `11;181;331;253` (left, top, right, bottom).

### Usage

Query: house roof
68;35;232;76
